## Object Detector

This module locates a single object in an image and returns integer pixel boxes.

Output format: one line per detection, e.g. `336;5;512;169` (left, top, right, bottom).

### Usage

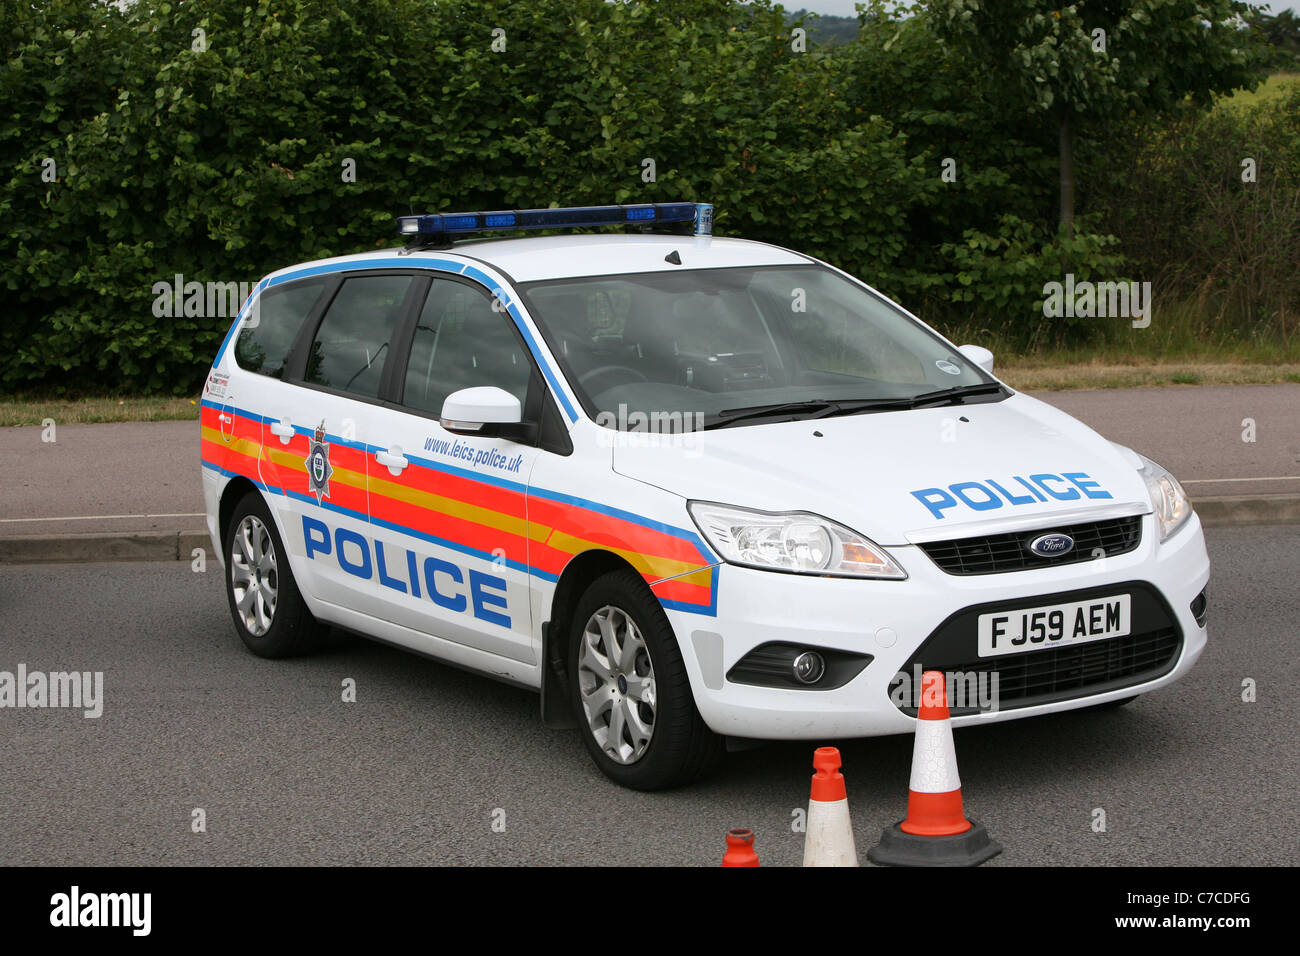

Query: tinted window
234;279;326;378
303;274;414;398
402;280;533;416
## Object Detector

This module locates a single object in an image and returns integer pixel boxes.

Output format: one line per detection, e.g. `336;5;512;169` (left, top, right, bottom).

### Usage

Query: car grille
919;515;1143;576
893;581;1182;716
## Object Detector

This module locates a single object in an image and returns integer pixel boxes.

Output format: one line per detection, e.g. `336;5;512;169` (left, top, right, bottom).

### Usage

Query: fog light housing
727;643;872;690
792;651;826;685
1190;588;1207;628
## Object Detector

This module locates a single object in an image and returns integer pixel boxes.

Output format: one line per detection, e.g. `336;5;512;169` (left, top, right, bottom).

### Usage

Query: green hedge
0;0;1289;394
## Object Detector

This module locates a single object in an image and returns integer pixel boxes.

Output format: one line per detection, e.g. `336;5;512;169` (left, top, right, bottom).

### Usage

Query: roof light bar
397;202;713;242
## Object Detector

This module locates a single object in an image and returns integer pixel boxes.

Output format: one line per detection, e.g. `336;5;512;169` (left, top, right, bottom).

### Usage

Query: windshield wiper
902;383;1005;408
704;384;1006;429
705;400;843;429
813;384;1006;417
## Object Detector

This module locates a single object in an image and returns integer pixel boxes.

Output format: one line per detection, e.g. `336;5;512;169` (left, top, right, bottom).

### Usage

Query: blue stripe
201;460;268;491
367;513;531;575
212;277;270;366
458;263;580;422
204;405;718;615
211;404;710;560
527;485;716;562
400;450;529;494
210;256;581;421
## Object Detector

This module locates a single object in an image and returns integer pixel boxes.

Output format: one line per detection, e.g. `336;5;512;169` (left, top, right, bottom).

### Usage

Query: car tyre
568;568;722;790
224;490;328;658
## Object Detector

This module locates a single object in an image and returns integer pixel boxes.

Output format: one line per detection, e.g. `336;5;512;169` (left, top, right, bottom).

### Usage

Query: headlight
687;501;906;579
1138;455;1192;541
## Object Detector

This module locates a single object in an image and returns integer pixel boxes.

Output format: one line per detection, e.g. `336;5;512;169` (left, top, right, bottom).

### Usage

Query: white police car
201;203;1209;790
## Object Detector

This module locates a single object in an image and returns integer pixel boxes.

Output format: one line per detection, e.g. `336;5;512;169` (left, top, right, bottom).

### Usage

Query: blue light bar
397;202;712;242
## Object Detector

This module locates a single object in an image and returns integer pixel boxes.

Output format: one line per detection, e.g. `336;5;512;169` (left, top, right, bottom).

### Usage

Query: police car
200;203;1210;790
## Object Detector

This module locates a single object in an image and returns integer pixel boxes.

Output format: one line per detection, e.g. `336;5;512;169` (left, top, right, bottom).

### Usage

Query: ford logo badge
1028;532;1075;558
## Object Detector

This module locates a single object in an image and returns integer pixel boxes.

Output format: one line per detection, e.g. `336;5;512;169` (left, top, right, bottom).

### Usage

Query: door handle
375;447;408;475
269;419;294;443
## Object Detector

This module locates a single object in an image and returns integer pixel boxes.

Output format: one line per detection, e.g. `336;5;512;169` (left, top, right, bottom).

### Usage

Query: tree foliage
0;0;1289;393
925;0;1267;234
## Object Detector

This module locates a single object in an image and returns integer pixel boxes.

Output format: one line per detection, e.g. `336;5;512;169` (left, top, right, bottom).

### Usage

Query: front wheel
224;490;328;658
568;569;721;790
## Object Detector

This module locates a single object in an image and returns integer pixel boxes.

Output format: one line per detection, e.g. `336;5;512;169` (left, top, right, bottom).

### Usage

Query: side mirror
440;386;523;433
957;344;994;375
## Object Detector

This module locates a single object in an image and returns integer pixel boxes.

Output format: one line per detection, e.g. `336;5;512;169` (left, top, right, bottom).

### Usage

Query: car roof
267;233;814;286
446;234;813;282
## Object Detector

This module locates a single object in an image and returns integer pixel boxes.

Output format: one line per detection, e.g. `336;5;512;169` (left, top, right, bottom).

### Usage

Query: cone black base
866;819;1002;867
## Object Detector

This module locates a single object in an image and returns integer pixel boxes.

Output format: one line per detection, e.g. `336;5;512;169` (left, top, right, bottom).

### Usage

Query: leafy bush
0;0;1293;394
1092;85;1300;331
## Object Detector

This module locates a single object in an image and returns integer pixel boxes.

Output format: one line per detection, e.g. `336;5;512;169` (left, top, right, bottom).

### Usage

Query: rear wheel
224;491;327;658
568;568;721;790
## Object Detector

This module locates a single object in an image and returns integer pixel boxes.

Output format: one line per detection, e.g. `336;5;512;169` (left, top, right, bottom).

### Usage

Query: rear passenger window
234;279;326;378
303;274;414;398
402;280;533;416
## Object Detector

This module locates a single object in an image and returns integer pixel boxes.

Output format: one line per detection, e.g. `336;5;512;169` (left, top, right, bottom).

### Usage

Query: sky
798;1;1300;16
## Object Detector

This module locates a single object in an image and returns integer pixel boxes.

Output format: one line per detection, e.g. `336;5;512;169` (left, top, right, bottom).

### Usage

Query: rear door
207;277;330;491
256;270;425;616
364;274;549;664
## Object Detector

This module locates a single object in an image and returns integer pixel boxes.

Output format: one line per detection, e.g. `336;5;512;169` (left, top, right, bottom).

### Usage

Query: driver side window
402;279;533;416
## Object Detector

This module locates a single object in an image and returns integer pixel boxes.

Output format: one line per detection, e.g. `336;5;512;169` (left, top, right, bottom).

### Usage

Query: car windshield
519;264;1000;431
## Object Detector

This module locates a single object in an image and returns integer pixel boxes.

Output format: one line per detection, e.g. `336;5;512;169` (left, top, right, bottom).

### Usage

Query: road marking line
1182;476;1300;484
0;513;206;524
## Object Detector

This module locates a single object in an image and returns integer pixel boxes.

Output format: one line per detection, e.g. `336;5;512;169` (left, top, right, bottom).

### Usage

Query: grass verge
999;361;1300;391
0;395;202;427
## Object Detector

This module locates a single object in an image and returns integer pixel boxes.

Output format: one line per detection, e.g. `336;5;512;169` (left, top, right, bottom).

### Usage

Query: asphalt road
1;384;1297;540
1;524;1296;867
1041;384;1300;498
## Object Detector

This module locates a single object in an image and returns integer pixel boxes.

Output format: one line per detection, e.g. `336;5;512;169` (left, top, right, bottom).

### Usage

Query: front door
364;275;542;664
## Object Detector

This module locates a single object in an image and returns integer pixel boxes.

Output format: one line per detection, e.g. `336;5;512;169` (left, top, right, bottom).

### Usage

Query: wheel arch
218;476;264;554
540;548;647;729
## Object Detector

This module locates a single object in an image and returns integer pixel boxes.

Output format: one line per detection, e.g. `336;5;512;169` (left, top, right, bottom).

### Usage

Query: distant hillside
785;9;859;46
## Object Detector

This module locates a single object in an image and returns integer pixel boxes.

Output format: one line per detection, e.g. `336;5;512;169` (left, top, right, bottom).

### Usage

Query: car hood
611;392;1152;545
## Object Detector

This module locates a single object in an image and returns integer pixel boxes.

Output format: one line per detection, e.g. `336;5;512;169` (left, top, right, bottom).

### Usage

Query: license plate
977;594;1132;658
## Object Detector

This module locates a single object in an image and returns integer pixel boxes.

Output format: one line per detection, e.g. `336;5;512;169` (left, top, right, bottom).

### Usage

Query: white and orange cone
867;670;1002;866
802;747;859;867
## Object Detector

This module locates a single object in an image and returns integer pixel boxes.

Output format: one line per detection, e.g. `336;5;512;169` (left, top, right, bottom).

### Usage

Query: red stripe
649;576;713;605
528;495;708;565
367;490;530;559
203;407;712;605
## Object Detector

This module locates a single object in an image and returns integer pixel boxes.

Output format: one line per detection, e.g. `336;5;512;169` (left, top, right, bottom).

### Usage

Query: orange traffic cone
867;670;1002;867
722;828;759;866
803;747;859;866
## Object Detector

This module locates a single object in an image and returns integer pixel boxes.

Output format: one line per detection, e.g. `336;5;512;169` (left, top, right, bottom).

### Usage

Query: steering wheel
579;365;648;397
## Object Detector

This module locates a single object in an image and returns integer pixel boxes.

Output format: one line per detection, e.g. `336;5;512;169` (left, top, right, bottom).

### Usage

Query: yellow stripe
367;472;534;541
261;441;708;591
266;446;367;492
200;425;261;461
545;529;705;582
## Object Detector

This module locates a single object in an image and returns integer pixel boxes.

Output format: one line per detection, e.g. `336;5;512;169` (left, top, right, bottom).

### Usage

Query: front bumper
667;511;1210;739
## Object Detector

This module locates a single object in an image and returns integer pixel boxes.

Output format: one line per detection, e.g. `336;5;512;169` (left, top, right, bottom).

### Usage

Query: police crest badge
306;421;334;504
